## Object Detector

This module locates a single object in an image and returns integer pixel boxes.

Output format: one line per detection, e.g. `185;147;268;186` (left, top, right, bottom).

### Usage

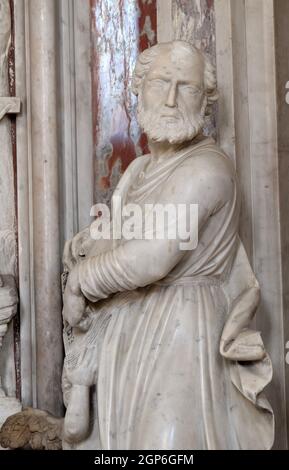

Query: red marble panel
90;0;157;206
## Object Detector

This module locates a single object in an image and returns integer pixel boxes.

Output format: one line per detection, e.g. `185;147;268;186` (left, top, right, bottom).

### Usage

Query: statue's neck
148;134;204;163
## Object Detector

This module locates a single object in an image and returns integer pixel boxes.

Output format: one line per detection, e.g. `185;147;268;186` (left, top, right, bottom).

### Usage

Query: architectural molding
14;0;34;409
14;0;63;415
0;97;20;121
58;0;94;244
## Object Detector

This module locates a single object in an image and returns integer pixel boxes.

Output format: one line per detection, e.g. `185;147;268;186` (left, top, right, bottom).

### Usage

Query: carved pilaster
12;0;63;415
0;233;21;443
0;0;22;437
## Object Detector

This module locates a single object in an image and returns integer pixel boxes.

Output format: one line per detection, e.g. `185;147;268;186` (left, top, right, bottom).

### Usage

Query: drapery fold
63;138;274;450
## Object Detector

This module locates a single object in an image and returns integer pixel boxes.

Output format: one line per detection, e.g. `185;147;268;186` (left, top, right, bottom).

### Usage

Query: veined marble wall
90;0;157;206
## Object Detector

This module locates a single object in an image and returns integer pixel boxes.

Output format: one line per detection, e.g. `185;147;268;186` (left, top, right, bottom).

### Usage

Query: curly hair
132;41;218;110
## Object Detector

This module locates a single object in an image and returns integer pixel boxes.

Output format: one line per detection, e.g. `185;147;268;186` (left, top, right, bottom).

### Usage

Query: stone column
27;0;63;416
14;0;93;415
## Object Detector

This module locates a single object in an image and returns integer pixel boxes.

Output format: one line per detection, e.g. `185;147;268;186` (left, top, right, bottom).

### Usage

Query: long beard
137;98;206;145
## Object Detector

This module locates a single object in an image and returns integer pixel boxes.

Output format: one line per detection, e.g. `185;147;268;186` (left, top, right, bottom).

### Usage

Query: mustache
158;108;183;120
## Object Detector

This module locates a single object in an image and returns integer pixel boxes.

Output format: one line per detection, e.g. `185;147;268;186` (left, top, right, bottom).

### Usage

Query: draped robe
63;137;274;450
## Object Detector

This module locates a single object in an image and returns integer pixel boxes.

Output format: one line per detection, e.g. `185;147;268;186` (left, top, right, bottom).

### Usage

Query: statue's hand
62;227;91;272
63;267;86;328
65;347;98;387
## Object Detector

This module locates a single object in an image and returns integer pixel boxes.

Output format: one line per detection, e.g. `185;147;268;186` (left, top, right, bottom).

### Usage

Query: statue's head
132;40;218;145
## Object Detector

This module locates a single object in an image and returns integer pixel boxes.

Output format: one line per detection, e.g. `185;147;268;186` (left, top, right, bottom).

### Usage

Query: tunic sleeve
78;158;235;302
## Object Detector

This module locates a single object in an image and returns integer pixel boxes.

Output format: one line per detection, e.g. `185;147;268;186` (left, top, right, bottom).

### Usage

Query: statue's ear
205;90;219;116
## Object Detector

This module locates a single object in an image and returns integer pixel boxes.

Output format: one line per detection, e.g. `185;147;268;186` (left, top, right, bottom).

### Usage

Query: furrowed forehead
146;44;204;84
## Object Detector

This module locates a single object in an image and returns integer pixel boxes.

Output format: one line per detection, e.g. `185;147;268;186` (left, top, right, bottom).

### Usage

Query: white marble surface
58;0;94;241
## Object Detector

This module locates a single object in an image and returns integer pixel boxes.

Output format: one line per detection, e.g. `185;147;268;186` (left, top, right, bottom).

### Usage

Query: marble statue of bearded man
62;41;274;450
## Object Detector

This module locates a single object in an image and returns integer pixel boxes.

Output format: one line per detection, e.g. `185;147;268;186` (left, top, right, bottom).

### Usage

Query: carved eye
149;79;165;88
181;85;201;96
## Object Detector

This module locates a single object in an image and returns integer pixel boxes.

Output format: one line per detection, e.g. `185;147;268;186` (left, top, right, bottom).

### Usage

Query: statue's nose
165;82;178;108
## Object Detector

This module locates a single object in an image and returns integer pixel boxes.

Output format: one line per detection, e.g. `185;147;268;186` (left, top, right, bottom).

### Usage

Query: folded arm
63;156;235;326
